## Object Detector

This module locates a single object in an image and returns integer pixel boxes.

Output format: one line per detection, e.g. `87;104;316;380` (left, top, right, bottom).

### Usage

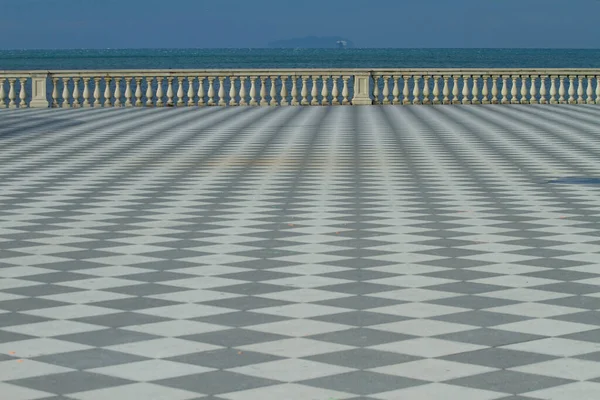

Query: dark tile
157;371;278;395
448;370;573;394
169;348;282;369
181;329;288;347
309;328;415;347
33;348;149;369
305;348;420;369
442;348;556;368
436;328;544;347
310;311;409;327
300;371;424;395
8;371;132;394
55;328;159;347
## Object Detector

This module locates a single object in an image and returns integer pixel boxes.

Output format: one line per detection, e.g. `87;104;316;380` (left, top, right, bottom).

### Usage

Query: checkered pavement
1;105;600;399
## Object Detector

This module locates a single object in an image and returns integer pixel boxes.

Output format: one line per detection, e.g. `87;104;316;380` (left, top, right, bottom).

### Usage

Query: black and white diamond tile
1;105;600;399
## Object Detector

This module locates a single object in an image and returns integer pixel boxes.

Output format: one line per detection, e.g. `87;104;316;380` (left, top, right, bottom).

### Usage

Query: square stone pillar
29;73;50;108
351;73;373;105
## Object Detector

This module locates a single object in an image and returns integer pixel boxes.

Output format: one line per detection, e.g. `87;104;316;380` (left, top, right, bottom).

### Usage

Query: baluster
82;78;90;107
207;77;215;106
166;77;174;106
104;77;112;107
19;77;27;108
125;77;133;107
500;76;509;104
280;76;289;106
549;76;558;104
239;76;248;106
596;76;600;105
331;76;339;105
320;75;329;105
402;76;410;105
412;76;421;105
577;76;585;104
586;76;594;105
520;76;528;104
156;77;164;107
72;78;81;107
249;76;258;106
146;77;154;106
92;78;102;107
372;75;380;105
461;75;471;104
8;78;16;108
62;77;71;108
392;76;400;104
432;76;440;105
51;78;59;107
558;76;566;104
471;75;480;104
540;75;548;104
539;75;547;104
491;76;499;104
135;78;143;106
259;76;268;106
481;76;489;104
0;78;5;108
451;76;460;104
510;76;519;104
270;76;279;106
342;76;350;105
218;76;227;106
113;77;122;107
198;77;206;106
529;75;537;104
300;76;309;105
422;76;431;105
187;77;196;106
176;77;185;106
381;76;390;105
311;76;320;105
567;76;576;104
442;76;450;104
279;75;290;106
291;76;299;105
229;76;238;106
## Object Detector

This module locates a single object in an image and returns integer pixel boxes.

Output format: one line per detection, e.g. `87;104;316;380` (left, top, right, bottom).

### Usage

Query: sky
1;0;600;49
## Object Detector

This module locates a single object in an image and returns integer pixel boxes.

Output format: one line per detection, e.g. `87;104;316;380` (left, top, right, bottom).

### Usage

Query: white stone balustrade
2;69;600;108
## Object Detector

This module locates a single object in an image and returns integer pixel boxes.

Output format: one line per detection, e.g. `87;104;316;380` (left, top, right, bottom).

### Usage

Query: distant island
268;36;355;49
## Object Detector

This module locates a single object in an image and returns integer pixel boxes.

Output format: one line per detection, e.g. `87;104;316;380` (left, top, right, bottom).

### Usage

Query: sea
2;48;600;70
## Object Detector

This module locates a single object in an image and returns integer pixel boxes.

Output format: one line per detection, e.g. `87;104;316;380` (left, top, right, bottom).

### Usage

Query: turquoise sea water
2;48;600;70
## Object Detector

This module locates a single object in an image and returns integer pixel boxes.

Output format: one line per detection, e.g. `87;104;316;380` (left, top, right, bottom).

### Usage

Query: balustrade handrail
2;68;600;108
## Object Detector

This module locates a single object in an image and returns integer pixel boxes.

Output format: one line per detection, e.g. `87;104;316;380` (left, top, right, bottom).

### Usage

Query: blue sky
2;0;600;49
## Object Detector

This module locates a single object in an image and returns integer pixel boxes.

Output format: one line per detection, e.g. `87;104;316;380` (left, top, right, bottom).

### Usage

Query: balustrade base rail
1;69;600;108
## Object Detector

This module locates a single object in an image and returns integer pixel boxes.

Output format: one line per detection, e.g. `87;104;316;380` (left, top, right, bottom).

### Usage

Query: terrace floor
1;105;600;399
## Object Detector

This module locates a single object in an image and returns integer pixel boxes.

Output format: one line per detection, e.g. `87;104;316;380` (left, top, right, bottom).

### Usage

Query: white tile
57;277;140;290
367;275;457;288
41;290;133;304
137;303;235;319
2;320;105;337
0;359;73;381
370;303;468;318
238;338;355;358
370;338;485;358
218;383;355;400
372;382;507;400
107;338;222;358
253;304;350;318
525;381;600;400
229;358;355;381
501;338;600;357
160;277;246;289
0;338;92;358
494;319;597;336
369;288;459;302
22;304;120;319
371;319;475;337
67;382;200;400
256;288;351;302
149;289;243;303
0;382;54;400
90;360;213;381
511;358;600;380
77;266;153;277
246;319;351;337
371;359;496;381
263;275;351;288
472;275;560;288
122;320;228;337
479;288;571;302
486;303;583;318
